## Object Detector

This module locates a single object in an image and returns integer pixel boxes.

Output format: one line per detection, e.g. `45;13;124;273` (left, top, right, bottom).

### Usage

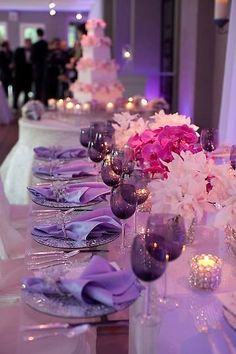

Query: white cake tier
87;27;104;38
83;46;111;61
77;58;118;71
79;68;117;85
71;81;124;104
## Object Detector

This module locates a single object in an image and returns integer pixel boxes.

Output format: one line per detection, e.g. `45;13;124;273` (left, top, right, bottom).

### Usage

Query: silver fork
21;320;129;341
26;249;80;270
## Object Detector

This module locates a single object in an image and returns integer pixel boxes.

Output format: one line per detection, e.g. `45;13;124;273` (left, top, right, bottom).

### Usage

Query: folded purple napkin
28;182;110;204
32;207;121;241
33;160;97;178
34;146;87;159
22;256;143;309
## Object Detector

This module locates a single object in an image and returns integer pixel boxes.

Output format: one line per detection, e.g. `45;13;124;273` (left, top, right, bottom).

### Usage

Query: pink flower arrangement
128;124;200;176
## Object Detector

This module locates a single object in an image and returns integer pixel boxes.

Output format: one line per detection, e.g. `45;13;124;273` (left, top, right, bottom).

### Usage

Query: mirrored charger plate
32;172;94;182
31;195;103;210
21;262;134;318
31;229;120;249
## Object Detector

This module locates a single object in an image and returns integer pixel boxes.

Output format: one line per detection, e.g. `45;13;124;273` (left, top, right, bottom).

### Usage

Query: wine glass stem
144;282;151;318
134;209;137;234
162;261;169;302
121;221;126;250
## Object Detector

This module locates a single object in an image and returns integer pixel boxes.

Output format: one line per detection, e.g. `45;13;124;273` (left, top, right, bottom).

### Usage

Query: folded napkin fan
22;255;144;309
34;146;87;159
28;182;110;204
33;160;97;178
32;207;121;241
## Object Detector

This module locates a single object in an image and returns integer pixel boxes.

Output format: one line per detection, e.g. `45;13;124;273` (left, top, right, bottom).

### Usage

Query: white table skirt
0;112;112;204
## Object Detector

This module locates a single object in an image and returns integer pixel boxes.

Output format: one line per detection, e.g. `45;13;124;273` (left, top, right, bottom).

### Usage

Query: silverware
21;320;129;341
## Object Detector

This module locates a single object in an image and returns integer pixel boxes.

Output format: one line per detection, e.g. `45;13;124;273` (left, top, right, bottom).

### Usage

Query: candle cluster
189;254;222;290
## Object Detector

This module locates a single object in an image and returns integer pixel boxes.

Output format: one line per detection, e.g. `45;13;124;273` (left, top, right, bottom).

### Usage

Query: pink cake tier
71;81;124;104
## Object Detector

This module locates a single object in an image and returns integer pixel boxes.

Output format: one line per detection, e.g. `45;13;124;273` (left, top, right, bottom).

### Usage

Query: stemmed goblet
100;155;121;187
120;169;150;232
110;185;136;253
200;128;219;157
146;213;186;309
80;128;90;148
111;146;135;176
131;233;166;324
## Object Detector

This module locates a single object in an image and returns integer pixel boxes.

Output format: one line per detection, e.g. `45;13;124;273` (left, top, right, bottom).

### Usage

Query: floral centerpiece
149;151;211;233
112;112;146;148
127;111;200;176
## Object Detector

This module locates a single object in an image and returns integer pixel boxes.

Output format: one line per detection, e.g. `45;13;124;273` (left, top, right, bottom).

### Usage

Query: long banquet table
1;114;236;353
1;184;236;354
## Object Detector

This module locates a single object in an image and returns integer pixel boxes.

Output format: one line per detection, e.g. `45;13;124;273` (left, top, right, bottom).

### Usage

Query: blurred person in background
13;38;33;109
31;28;48;101
0;41;13;97
44;38;68;103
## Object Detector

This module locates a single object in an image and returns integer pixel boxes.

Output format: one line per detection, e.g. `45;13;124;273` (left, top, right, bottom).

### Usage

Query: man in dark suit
31;28;48;101
13;38;33;109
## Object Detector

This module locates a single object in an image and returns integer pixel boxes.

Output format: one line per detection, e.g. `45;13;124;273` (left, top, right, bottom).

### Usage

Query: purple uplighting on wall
145;76;160;100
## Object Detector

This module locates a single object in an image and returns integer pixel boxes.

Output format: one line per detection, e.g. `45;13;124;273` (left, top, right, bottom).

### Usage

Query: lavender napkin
28;182;110;204
34;146;87;159
22;256;143;309
32;207;121;241
33;160;97;178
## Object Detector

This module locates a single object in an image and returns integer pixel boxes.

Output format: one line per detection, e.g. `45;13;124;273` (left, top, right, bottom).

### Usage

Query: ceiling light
76;13;83;20
49;2;56;9
49;9;56;16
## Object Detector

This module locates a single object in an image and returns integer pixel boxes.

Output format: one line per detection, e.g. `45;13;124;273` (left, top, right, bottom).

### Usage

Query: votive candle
189;254;222;290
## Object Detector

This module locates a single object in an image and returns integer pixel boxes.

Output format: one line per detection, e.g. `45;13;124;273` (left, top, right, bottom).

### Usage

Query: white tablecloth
0;112;111;204
128;223;236;354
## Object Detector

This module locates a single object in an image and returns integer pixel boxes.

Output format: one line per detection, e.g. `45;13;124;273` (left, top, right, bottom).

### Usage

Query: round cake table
0;112;112;204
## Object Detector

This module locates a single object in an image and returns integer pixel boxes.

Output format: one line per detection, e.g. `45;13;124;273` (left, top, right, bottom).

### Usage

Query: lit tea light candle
82;102;91;113
128;97;134;102
106;102;115;113
56;99;64;111
75;103;81;112
140;98;148;108
65;101;74;112
125;101;134;111
189;254;222;290
48;98;56;110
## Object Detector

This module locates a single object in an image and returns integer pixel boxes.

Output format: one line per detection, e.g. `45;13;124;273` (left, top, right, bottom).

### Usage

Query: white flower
112;112;146;147
150;151;209;229
149;110;199;133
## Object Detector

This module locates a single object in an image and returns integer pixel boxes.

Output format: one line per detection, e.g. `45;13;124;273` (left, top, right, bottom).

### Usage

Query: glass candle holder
189;254;222;290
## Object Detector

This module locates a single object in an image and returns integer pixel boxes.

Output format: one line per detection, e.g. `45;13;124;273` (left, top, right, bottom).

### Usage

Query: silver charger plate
21;260;134;319
34;154;87;162
31;229;120;249
31;195;103;210
33;172;95;181
21;289;133;318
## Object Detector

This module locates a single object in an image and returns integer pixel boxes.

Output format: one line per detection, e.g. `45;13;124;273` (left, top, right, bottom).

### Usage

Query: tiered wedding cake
71;19;124;104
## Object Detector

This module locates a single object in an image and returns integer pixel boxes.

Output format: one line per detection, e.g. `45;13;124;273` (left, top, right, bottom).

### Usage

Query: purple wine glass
146;213;186;308
200;128;219;155
101;155;121;187
131;234;166;322
111;147;135;176
121;169;150;232
110;185;136;253
80;128;90;148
